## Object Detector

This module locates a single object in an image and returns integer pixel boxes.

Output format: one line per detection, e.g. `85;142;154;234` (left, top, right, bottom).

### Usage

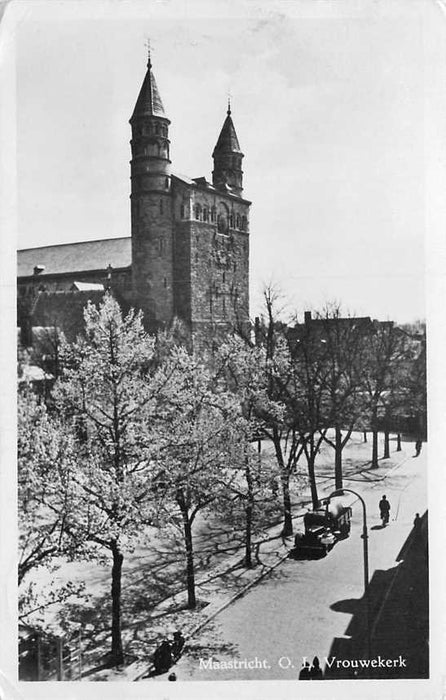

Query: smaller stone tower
129;53;174;328
212;101;244;196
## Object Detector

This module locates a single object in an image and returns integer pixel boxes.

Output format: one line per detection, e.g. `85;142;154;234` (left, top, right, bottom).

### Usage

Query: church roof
131;59;167;121
17;237;131;278
212;108;242;156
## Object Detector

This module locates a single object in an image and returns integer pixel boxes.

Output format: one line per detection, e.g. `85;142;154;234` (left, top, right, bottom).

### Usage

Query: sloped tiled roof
213;111;242;156
17;237;131;278
131;60;167;121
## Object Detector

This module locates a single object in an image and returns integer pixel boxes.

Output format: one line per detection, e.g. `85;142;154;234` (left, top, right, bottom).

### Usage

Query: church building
17;54;251;348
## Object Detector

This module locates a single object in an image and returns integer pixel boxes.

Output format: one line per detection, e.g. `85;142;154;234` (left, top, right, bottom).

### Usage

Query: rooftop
18;237;131;278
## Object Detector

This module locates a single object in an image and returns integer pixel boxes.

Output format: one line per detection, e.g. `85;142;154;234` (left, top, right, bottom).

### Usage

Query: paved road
173;449;427;681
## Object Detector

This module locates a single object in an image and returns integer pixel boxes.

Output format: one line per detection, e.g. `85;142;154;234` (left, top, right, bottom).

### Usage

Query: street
172;447;427;681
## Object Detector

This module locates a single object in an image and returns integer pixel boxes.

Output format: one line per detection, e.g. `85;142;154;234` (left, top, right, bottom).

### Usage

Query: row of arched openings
181;204;247;230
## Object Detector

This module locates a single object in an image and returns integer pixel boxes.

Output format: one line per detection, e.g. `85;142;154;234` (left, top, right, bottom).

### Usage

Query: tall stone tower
129;53;173;329
130;55;251;345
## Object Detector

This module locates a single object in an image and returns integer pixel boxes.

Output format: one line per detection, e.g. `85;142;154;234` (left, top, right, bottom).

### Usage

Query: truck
291;499;352;558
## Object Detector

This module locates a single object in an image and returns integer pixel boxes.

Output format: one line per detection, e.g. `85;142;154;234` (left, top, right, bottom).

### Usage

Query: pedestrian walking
298;661;311;680
414;439;422;457
310;656;323;680
379;495;391;526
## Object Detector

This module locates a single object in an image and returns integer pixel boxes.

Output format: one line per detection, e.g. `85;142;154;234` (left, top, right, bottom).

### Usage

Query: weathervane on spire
145;37;152;68
227;91;232;116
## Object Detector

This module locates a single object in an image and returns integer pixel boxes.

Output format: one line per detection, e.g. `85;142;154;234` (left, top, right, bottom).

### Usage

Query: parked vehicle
291;499;352;558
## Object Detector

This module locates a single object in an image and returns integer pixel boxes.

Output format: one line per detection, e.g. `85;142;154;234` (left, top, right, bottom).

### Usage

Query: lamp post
327;487;371;658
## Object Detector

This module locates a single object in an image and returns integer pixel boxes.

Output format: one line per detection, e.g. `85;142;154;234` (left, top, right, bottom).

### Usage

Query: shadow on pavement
324;511;428;679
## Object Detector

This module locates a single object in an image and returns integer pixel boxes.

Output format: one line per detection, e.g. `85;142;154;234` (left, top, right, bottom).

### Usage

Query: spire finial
145;37;152;68
227;93;231;116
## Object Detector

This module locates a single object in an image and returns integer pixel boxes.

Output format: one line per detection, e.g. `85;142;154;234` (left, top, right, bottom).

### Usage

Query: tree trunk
335;427;343;490
396;433;402;451
383;430;390;459
371;430;378;467
272;428;293;536
245;501;253;568
179;504;196;609
110;541;124;666
281;473;293;536
363;431;367;442
307;439;319;510
244;457;254;567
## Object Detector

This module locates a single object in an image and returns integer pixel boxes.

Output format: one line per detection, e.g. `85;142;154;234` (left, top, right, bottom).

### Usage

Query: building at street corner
17;54;251;348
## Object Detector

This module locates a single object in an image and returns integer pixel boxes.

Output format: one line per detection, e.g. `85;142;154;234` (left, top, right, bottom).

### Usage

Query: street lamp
327;487;371;658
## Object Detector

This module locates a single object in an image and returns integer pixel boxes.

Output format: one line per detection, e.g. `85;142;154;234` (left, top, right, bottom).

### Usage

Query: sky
15;0;434;323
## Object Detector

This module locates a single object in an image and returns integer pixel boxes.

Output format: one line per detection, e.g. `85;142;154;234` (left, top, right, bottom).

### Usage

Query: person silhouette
310;656;323;680
413;513;422;540
299;661;311;680
379;495;390;526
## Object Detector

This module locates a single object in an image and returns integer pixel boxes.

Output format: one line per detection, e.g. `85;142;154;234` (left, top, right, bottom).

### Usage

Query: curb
189;547;292;638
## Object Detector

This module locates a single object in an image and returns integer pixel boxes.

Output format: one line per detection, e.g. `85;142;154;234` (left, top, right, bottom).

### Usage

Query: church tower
212;101;244;196
130;53;173;328
129;54;250;345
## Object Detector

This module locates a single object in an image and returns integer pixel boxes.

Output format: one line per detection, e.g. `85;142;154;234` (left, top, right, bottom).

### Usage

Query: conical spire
212;103;244;195
212;106;242;156
131;55;167;121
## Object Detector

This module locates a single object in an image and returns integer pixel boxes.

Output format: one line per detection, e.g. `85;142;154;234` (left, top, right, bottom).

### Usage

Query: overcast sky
15;0;433;323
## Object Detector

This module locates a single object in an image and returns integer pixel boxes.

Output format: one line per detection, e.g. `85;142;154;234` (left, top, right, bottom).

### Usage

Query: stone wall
171;178;250;344
131;190;174;328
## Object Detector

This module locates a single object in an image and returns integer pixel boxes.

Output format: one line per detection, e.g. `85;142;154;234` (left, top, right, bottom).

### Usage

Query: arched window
236;214;240;229
211;206;216;222
146;141;159;157
241;216;247;231
217;214;227;233
229;214;234;228
155;124;160;135
165;177;169;189
203;207;208;222
195;204;201;220
180;204;185;218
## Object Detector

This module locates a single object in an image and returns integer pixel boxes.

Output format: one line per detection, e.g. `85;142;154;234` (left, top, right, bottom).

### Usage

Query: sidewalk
324;510;429;679
107;438;413;682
